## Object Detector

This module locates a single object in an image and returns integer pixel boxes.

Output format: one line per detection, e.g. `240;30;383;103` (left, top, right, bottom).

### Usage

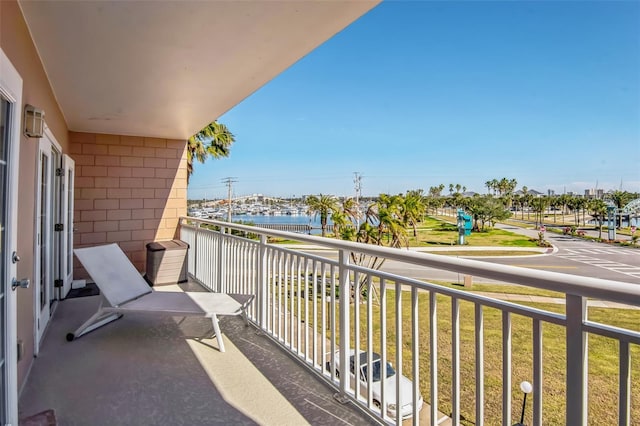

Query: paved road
294;224;640;285
380;225;640;285
491;224;640;284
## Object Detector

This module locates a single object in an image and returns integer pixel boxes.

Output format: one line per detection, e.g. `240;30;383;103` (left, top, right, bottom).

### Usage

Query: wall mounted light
24;104;45;138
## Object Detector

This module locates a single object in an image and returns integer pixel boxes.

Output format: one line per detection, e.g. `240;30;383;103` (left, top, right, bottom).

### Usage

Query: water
230;214;333;235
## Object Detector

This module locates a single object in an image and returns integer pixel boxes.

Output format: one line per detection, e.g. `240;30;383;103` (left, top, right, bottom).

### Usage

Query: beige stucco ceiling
19;1;379;140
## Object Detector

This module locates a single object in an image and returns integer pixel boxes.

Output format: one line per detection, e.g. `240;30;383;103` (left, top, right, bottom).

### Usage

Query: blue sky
188;1;640;200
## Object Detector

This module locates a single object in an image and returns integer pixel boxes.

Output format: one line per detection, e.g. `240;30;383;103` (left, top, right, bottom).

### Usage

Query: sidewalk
474;291;640;310
280;243;550;254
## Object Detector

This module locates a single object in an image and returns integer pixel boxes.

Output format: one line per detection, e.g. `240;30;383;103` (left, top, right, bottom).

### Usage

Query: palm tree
606;191;634;228
577;197;588;226
485;180;493;195
306;194;339;237
187;121;235;182
498;178;508;196
558;193;570;217
329;209;349;239
371;194;407;248
512;194;521;218
530;197;549;228
566;196;580;225
340;197;358;223
402;190;426;238
345;194;409;300
549;196;559;223
589;199;607;239
491;178;499;195
330;198;358;239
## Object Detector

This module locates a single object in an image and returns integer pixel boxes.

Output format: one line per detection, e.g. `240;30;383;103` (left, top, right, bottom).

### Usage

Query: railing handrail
179;216;640;306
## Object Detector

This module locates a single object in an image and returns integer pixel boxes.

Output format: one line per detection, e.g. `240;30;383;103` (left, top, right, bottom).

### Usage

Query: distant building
514;189;544;197
584;188;605;199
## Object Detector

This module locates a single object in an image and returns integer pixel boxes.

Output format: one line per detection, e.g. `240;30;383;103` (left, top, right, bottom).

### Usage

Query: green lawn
409;216;539;247
265;215;541;250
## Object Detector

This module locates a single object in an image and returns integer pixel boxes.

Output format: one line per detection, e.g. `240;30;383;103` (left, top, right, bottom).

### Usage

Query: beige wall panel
71;132;187;278
1;0;70;389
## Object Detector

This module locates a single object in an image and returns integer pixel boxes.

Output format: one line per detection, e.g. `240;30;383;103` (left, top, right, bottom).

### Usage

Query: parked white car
329;350;424;420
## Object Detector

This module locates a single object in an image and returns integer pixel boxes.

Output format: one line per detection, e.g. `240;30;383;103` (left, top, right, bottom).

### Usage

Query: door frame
34;136;54;354
0;47;22;426
34;128;68;353
60;154;74;297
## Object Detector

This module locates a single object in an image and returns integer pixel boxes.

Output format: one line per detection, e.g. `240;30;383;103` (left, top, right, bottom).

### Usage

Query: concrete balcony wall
70;131;188;276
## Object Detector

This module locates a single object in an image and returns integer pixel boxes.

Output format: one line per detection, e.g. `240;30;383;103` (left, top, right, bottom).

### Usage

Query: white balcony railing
179;217;640;426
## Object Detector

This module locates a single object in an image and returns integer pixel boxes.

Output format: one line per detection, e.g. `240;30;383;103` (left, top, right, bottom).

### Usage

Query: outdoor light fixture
24;104;45;138
514;380;533;426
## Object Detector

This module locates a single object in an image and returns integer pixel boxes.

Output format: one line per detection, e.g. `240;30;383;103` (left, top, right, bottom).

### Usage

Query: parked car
328;350;424;420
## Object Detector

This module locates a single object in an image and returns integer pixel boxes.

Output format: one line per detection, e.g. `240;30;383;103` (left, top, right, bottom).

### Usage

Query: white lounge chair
68;243;254;352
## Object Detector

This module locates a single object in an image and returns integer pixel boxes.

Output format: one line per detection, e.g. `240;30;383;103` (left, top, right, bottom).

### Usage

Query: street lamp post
607;205;617;240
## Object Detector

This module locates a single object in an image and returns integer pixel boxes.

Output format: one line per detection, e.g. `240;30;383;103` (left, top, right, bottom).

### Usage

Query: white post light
515;380;533;425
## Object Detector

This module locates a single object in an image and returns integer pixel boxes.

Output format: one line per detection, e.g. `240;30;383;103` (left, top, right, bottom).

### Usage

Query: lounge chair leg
68;308;123;341
211;314;225;352
234;294;253;327
241;309;249;327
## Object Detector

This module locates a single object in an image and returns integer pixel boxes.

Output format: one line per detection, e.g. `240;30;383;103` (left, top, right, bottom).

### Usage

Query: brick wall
70;132;188;277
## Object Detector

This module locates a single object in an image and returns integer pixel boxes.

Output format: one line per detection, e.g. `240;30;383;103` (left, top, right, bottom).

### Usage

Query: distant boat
188;209;205;218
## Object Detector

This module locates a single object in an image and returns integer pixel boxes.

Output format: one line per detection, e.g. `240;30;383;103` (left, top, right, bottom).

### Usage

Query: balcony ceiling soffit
19;1;379;140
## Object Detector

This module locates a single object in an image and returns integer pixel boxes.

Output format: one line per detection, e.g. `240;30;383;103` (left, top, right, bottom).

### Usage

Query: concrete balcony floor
19;282;374;426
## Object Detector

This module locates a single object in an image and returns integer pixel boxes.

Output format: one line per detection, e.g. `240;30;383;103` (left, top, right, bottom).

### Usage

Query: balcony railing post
216;226;226;293
566;293;588;425
258;234;268;330
338;249;351;397
193;220;200;280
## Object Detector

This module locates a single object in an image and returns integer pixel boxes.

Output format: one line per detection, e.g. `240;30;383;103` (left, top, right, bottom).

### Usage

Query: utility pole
222;177;237;222
353;172;362;229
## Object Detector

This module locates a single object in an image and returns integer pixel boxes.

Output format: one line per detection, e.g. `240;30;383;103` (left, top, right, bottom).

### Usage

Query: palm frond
186;120;236;181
